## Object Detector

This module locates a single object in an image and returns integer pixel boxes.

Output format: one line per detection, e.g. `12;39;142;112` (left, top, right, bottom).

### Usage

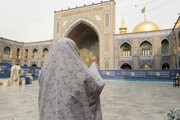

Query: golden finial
144;14;146;22
121;15;125;28
119;15;127;34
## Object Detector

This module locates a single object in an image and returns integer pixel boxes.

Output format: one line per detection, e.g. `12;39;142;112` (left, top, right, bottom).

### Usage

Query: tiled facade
114;29;174;69
53;0;116;69
0;0;180;70
0;37;52;67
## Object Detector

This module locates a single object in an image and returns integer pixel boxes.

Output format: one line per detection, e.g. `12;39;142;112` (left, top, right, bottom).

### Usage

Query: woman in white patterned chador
39;38;105;120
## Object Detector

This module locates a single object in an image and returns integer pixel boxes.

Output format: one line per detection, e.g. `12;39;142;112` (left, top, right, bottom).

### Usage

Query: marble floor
0;80;180;120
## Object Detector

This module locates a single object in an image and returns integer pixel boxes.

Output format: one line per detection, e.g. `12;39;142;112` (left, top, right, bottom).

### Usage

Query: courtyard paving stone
0;80;180;120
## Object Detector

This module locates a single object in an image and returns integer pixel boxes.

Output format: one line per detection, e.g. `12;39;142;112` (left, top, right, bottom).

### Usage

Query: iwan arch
53;1;115;69
64;19;101;67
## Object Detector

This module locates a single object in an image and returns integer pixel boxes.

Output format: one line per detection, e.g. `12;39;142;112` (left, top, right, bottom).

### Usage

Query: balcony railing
17;56;20;59
42;54;47;59
3;54;11;58
32;55;38;59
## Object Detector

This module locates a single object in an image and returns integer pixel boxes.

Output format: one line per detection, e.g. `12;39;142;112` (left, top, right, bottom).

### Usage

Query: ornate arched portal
66;22;99;67
140;62;153;70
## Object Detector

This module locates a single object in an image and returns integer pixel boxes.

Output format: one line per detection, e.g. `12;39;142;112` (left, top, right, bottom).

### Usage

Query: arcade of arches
66;22;99;67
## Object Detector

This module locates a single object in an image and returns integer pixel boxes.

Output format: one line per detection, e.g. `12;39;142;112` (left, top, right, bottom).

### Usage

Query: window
3;46;11;57
140;41;152;56
120;42;131;57
42;48;49;59
17;48;20;59
161;39;169;55
25;49;28;59
32;48;38;59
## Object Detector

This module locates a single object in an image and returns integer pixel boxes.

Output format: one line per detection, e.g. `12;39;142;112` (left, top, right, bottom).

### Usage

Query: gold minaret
119;16;127;34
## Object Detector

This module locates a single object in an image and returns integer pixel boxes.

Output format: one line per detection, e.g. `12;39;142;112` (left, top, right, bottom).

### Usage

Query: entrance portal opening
140;62;153;70
162;63;170;69
67;22;99;67
32;64;37;67
121;63;132;70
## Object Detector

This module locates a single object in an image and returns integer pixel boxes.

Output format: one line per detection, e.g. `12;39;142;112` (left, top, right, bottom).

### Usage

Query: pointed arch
140;41;152;56
140;62;153;70
63;18;102;39
17;48;20;59
32;48;38;59
120;63;132;70
62;18;102;68
42;48;49;59
161;39;169;55
120;42;131;57
162;63;170;69
3;46;11;58
25;49;28;59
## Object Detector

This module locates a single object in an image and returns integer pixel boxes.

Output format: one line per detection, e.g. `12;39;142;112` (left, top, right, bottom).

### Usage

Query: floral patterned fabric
39;38;105;120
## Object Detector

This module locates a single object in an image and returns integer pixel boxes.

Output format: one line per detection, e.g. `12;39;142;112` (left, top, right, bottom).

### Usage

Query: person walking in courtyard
38;38;105;120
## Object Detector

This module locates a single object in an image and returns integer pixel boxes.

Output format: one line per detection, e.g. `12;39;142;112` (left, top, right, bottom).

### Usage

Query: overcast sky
0;0;179;42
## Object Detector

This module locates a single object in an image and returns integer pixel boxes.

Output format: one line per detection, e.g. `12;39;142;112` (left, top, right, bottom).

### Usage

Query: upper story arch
63;18;102;41
139;41;153;56
3;46;11;58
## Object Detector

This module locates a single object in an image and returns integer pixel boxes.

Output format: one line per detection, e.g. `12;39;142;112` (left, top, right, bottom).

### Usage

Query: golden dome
133;20;159;33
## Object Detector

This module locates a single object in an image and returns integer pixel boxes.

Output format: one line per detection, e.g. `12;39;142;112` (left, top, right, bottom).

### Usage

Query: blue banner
0;63;11;78
20;66;31;78
21;66;41;79
1;63;180;82
31;67;41;79
0;63;41;80
99;70;180;82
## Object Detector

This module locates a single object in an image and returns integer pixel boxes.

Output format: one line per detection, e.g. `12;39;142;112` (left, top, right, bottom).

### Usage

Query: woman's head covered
40;38;83;75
